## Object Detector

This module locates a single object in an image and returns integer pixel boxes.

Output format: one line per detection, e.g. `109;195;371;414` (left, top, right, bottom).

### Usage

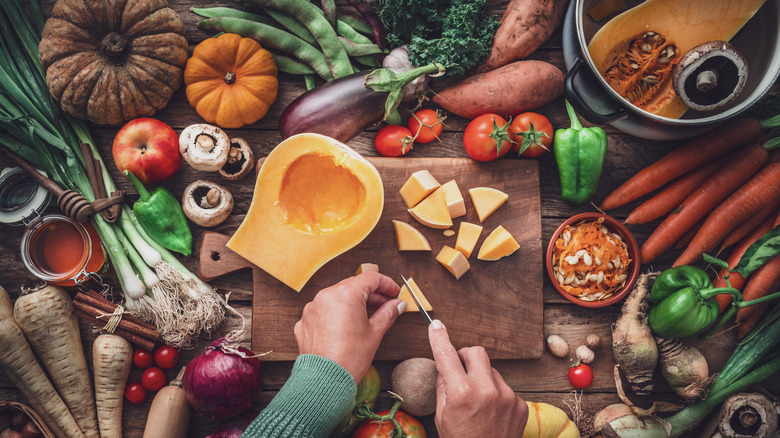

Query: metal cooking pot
562;0;780;141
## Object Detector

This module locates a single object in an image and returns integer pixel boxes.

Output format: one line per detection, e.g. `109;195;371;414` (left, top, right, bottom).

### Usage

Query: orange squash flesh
227;133;383;292
587;0;766;118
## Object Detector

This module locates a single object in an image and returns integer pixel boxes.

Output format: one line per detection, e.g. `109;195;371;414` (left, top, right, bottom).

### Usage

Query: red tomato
463;114;513;162
407;109;444;143
568;362;593;389
124;382;147;405
374;125;414;157
352;409;426;438
154;345;180;370
508;112;553;158
133;348;154;369
141;366;167;392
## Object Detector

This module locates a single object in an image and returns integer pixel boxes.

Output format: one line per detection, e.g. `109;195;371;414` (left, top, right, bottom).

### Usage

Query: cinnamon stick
71;300;160;342
73;309;157;351
79;290;157;331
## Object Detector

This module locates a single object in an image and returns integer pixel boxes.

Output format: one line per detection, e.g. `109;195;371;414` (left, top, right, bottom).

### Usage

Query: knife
400;275;433;325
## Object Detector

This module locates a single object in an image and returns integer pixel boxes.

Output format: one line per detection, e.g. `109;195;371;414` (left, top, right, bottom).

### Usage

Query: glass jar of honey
20;214;106;287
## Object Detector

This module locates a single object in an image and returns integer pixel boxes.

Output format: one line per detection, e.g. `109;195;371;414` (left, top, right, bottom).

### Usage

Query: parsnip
0;287;85;438
13;285;99;438
93;334;132;438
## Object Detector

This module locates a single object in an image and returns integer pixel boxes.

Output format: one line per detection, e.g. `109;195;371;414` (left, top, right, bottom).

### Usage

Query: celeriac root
656;337;710;400
612;271;660;396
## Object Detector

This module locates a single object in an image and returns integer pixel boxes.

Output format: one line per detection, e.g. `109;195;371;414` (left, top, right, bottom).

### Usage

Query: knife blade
400;275;433;325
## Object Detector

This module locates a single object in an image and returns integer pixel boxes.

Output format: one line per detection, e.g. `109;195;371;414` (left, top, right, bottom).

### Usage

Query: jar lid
0;167;52;226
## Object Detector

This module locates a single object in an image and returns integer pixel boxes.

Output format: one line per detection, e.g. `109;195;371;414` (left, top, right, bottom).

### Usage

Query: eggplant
279;71;385;144
279;62;445;143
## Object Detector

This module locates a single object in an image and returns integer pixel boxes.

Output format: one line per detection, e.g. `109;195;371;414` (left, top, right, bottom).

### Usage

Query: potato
391;358;438;416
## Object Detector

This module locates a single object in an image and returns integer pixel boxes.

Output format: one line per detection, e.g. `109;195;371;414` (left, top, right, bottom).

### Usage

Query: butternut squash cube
228;133;383;292
441;180;466;219
392;220;431;251
478;226;520;261
399;170;440;208
455;222;483;258
435;245;470;279
355;263;379;275
398;277;433;312
408;187;453;229
469;187;508;222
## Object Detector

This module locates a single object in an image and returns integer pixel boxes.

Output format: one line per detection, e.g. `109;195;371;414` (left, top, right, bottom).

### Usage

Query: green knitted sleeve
241;354;357;438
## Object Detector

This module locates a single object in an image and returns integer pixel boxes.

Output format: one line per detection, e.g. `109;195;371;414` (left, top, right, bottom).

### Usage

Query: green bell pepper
648;265;780;339
125;170;192;256
554;100;607;205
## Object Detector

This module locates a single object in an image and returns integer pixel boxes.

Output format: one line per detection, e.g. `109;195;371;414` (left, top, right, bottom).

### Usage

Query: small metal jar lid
0;167;52;226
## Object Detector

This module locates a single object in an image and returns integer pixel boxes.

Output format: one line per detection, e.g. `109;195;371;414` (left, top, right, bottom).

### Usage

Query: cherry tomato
124;382;147;405
374;125;414;157
508;112;553;158
407;109;444;143
154;345;180;370
463;114;513;162
568;362;593;389
352;409;426;438
133;348;154;369
141;366;167;392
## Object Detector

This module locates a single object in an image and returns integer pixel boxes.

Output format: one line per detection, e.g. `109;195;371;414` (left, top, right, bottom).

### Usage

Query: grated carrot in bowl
551;217;632;301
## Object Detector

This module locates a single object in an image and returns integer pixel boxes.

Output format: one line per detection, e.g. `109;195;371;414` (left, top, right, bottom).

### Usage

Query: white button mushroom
219;137;255;181
181;180;233;227
179;124;231;171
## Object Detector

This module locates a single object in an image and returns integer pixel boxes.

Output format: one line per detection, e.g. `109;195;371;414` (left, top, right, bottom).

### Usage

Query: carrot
480;0;568;71
718;199;780;251
13;285;99;438
93;334;132;438
0;286;85;438
674;218;704;250
736;253;780;338
626;155;729;224
675;162;780;266
142;367;191;438
640;144;768;264
432;60;564;119
712;212;778;311
600;118;762;211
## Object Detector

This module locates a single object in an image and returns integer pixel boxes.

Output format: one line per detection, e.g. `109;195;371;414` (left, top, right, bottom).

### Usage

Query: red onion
205;416;254;438
183;331;262;419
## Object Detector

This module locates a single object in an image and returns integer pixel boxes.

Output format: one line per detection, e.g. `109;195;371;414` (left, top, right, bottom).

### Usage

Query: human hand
428;320;528;438
294;272;406;382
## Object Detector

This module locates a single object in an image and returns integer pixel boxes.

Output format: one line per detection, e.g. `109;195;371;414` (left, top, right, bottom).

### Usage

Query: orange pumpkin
184;33;278;129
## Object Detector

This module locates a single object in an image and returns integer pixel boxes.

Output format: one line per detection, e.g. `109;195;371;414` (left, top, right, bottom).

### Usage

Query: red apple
113;118;182;184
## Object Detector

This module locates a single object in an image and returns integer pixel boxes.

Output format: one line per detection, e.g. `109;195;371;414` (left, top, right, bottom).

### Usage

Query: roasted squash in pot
38;0;188;125
587;0;766;118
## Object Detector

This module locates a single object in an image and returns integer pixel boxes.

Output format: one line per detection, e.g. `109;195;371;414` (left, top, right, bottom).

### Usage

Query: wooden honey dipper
2;148;95;223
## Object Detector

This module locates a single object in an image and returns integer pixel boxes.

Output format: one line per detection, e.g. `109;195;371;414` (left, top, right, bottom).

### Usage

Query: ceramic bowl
546;212;641;308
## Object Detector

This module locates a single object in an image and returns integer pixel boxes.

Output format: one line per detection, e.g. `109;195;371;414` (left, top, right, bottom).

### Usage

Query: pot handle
564;58;628;125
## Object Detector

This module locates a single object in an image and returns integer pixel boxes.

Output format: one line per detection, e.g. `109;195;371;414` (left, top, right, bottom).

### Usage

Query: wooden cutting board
199;158;543;360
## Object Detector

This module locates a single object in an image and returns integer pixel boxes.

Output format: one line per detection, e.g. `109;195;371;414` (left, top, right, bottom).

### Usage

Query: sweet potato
433;60;563;119
481;0;569;71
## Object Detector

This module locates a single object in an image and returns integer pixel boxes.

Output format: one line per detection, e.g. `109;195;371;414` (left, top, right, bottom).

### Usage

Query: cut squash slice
392;220;431;251
399;278;433;312
355;263;379;275
228;133;383;292
436;245;470;279
441;180;466;219
469;187;508;222
400;170;440;208
408;187;453;229
478;226;520;261
455;222;483;258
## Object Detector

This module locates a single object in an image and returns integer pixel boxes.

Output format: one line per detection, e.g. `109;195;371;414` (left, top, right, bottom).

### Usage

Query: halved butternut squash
588;0;766;118
228;133;383;291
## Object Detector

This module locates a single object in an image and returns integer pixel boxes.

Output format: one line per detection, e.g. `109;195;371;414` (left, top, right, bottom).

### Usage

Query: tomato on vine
508;112;553;158
408;109;444;144
568;361;593;389
463;114;513;162
374;125;414;157
352;409;426;438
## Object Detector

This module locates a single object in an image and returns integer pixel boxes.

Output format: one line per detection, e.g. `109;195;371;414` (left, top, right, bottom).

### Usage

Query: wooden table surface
1;1;778;437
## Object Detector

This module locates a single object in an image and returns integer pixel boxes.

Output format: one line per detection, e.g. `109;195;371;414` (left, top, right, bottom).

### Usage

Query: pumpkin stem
223;72;237;84
100;32;127;59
